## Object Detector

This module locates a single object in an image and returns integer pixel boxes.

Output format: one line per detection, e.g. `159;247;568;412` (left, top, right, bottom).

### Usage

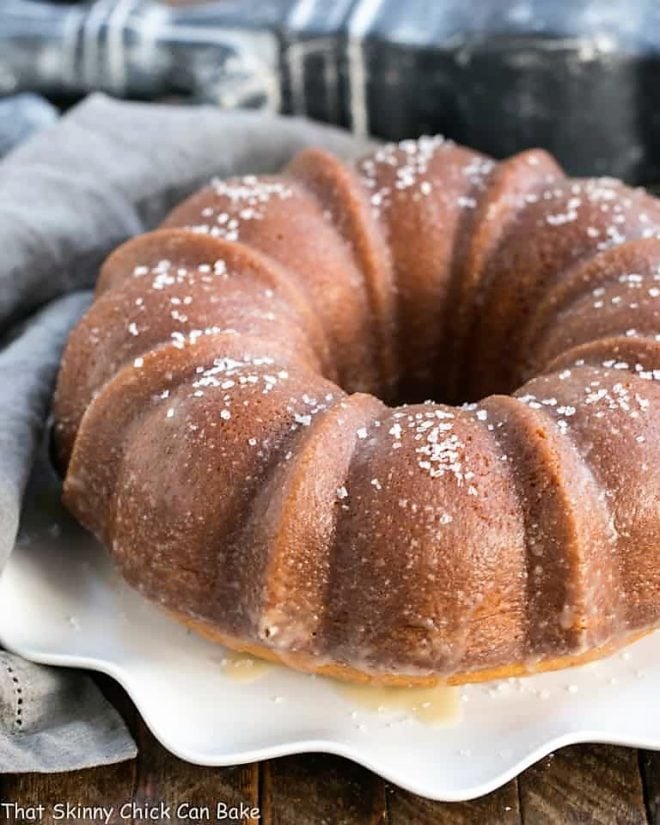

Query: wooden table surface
1;677;658;825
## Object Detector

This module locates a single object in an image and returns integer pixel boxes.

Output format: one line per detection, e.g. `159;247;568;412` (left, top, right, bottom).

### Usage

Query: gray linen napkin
0;93;367;329
0;650;136;773
0;94;57;159
0;94;367;771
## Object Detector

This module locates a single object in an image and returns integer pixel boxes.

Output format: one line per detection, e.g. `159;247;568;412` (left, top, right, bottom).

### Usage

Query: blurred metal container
0;0;284;109
2;0;660;182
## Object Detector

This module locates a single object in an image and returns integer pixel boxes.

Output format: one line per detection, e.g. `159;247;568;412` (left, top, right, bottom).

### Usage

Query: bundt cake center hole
386;371;495;409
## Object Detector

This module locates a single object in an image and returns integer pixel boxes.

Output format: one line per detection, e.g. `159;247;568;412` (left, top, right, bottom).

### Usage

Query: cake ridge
234;392;386;655
517;237;660;362
96;226;335;372
484;391;621;656
161;171;381;396
443;148;565;402
63;330;316;541
466;175;660;398
286;147;399;399
356;138;495;401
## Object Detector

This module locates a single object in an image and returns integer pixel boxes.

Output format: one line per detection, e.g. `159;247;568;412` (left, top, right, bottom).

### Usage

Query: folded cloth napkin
0;94;58;159
0;93;367;771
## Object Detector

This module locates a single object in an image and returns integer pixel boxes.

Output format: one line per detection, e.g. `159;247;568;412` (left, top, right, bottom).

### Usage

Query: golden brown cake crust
54;137;660;685
174;609;654;687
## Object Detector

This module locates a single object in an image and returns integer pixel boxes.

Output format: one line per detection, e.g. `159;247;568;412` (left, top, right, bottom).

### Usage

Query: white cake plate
1;461;658;801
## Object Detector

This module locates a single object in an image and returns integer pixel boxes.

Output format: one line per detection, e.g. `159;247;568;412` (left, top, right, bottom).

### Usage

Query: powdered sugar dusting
357;135;494;219
187;176;294;242
535;178;660;252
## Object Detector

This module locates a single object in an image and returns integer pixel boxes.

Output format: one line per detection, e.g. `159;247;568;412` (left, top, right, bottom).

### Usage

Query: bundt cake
53;136;660;686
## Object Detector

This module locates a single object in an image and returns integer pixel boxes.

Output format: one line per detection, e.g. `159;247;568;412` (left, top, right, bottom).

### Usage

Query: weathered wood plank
0;678;137;825
639;749;660;824
387;778;521;824
100;676;259;825
131;720;260;825
0;762;137;825
518;744;647;824
260;754;387;825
